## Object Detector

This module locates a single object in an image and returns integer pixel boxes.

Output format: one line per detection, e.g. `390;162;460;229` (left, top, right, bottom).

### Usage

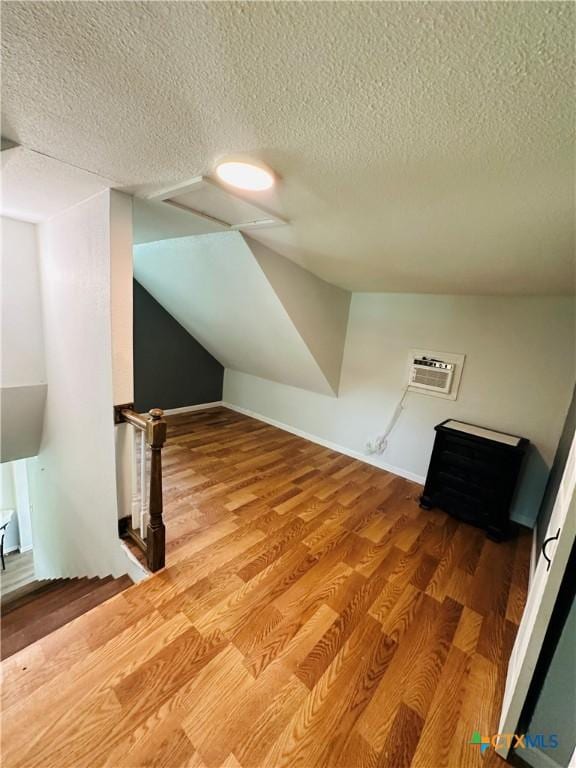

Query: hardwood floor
0;407;531;768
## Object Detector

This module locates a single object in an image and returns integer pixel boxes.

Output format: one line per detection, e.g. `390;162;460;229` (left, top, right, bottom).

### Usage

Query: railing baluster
131;425;140;530
115;405;167;572
146;409;166;571
139;430;147;538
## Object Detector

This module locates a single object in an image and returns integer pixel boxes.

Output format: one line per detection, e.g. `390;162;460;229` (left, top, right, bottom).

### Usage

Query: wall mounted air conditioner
410;356;454;394
408;349;465;400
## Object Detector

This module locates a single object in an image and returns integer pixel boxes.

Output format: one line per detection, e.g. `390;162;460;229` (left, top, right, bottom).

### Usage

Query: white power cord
366;386;410;455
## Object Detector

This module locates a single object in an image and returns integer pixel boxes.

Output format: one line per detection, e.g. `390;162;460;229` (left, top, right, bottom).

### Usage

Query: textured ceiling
1;146;115;222
2;1;574;293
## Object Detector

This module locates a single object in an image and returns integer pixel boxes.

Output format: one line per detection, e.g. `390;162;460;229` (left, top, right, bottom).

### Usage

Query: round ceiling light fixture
215;160;275;192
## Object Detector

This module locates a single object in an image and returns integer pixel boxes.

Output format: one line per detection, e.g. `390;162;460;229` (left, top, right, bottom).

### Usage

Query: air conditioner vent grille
412;368;451;390
410;357;455;394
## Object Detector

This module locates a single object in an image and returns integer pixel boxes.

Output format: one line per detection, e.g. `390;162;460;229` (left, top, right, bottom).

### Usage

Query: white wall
0;463;19;552
12;459;33;552
247;236;351;394
110;191;134;406
0;460;34;554
31;190;130;579
109;190;137;525
224;294;576;527
1;217;45;387
1;216;47;461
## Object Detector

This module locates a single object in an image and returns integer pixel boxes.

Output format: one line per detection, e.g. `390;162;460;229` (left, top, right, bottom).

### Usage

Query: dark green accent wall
524;589;576;768
133;280;223;412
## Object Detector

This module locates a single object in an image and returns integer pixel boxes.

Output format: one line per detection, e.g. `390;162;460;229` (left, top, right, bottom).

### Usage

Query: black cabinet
420;419;529;540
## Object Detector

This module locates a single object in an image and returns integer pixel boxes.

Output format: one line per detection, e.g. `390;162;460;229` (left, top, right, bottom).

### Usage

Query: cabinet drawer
440;433;515;466
434;487;489;525
436;470;499;504
438;449;509;484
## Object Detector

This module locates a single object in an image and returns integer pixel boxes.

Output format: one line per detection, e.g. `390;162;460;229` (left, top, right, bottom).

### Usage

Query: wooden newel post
146;408;167;572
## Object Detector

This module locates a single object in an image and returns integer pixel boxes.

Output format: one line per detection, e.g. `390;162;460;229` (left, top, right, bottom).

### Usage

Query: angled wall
32;190;131;579
134;233;345;396
246;236;350;394
134;280;223;411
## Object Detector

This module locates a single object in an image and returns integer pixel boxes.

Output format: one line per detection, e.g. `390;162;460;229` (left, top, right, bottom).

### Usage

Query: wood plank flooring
0;407;531;768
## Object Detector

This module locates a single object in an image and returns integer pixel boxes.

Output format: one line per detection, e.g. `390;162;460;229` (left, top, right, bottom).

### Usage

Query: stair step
1;577;105;636
2;580;61;614
0;575;133;660
3;576;101;612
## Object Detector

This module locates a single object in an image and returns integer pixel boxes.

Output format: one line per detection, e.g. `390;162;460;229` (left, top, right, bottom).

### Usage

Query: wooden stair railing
115;406;167;572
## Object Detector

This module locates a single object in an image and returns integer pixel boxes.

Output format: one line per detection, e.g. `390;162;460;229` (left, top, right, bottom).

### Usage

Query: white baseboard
222;402;426;485
162;401;223;416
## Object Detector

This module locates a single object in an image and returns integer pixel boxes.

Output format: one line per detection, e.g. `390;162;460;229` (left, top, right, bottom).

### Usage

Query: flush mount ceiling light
215;160;275;192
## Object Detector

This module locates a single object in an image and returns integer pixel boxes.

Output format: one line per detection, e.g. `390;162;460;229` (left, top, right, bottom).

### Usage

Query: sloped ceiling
134;233;348;396
2;2;573;294
247;236;350;395
1;146;116;222
133;198;228;243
